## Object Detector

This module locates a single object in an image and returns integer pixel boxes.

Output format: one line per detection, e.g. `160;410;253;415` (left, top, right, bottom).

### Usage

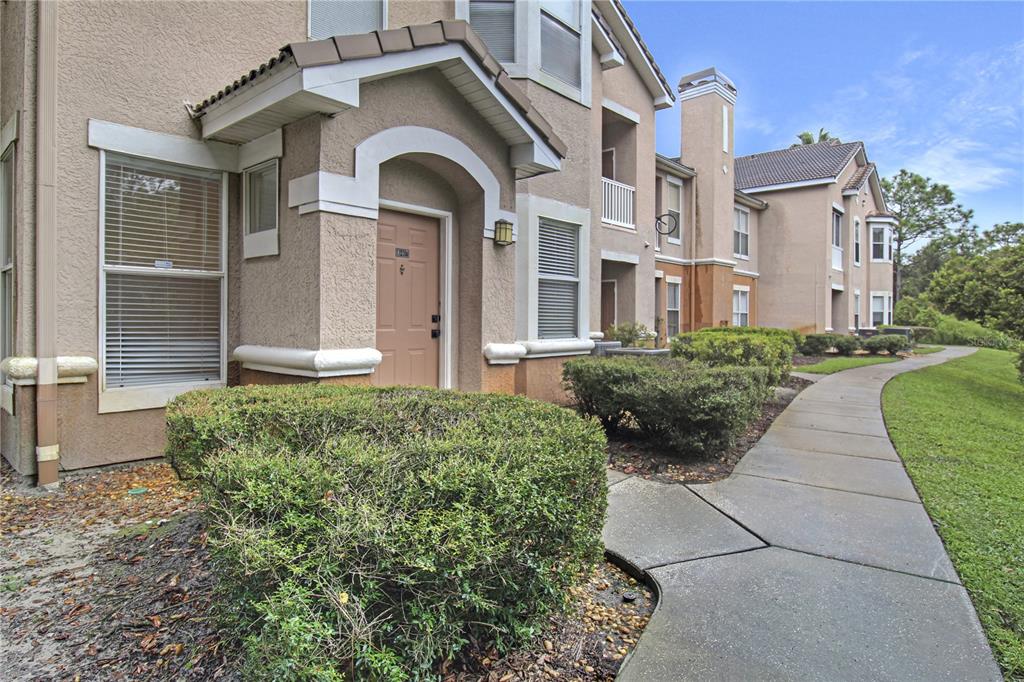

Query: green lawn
797;355;900;374
883;349;1023;677
912;345;945;355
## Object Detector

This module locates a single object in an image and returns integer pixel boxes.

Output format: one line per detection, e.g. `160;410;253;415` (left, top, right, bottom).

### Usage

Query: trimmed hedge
562;356;771;455
863;334;911;355
605;321;652;348
696;325;804;348
800;333;861;356
167;385;607;680
669;329;795;385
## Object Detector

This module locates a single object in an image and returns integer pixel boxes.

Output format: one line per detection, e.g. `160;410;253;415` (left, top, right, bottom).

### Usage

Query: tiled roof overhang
191;21;564;178
597;0;675;109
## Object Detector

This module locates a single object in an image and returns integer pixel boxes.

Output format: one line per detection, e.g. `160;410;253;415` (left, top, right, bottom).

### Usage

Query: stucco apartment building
0;0;892;484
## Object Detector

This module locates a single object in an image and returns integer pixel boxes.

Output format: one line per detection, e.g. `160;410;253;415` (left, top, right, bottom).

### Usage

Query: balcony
602;176;635;230
832;245;844;271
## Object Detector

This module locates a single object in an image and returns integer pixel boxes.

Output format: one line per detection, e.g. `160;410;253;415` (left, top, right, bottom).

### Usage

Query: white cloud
901;138;1015;194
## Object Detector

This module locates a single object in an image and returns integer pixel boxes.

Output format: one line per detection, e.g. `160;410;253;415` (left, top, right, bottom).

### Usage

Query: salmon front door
600;280;616;335
374;209;441;387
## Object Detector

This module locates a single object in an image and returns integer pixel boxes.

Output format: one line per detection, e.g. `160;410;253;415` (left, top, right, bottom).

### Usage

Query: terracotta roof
191;21;566;158
734;140;863;191
843;162;875;191
867;210;897;219
608;0;674;101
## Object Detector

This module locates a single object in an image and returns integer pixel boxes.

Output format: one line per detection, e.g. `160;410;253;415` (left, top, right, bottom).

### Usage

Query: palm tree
791;128;839;147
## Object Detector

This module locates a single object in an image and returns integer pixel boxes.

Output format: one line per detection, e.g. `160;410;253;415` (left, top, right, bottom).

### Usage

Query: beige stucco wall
680;90;735;264
388;0;454;29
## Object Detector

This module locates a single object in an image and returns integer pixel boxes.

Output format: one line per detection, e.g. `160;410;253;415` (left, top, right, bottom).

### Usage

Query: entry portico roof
190;21;564;178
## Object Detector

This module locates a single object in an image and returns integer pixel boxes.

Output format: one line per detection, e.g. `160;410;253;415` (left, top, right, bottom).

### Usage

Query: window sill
602;222;637;234
733;253;750;261
871;259;892;264
98;381;225;414
667;238;682;246
243;228;279;259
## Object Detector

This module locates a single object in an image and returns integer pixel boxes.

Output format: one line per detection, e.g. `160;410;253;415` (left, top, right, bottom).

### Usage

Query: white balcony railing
832;245;844;271
602;177;635;230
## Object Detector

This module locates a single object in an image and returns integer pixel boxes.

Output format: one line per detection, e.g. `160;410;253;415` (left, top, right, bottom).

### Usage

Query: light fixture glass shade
493;219;514;245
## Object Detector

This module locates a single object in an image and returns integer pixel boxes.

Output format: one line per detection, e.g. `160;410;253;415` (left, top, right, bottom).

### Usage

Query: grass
797;355;900;374
883;349;1023;677
912;345;945;355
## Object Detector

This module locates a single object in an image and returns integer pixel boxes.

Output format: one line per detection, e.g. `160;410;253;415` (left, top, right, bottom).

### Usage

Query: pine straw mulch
1;460;653;682
606;375;812;484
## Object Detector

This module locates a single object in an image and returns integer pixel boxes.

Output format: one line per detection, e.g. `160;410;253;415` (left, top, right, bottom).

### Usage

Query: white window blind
872;225;891;261
732;288;749;327
102;154;224;390
469;0;515;62
540;11;581;88
309;0;383;39
854;292;861;329
854;219;861;265
537;218;579;339
1;148;13;381
871;295;886;327
832;211;842;248
733;208;749;257
666;282;680;337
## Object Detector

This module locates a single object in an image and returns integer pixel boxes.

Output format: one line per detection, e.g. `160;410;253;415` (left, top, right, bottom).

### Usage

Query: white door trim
378;199;454;390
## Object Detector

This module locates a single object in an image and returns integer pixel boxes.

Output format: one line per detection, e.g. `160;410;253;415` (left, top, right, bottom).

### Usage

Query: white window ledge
483;342;528;365
232;344;383;378
100;381;225;414
518;338;595;358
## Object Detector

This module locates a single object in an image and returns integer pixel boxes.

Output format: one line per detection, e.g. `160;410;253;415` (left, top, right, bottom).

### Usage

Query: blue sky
624;0;1024;231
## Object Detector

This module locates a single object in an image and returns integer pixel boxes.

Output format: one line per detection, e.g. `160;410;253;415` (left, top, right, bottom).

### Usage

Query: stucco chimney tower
678;68;737;264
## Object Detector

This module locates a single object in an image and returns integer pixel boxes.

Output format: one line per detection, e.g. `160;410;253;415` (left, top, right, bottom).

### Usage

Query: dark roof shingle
734;141;863;190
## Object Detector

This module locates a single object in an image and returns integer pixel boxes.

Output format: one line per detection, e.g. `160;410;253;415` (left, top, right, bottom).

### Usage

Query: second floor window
872;225;892;261
666;181;682;244
540;2;581;88
469;0;515;62
854;218;861;265
733;208;749;258
309;0;383;39
832;211;842;249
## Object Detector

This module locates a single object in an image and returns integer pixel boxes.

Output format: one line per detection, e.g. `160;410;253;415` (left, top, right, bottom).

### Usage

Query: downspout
35;0;59;488
688;179;697;331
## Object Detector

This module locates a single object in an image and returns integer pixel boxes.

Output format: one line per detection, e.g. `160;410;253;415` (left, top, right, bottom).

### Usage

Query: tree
879;170;973;302
926;222;1023;338
899;225;978;297
791;128;839;147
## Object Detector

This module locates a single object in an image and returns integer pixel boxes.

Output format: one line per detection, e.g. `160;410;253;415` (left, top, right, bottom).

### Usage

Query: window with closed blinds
102;154;224;390
666;282;680;337
732;288;749;327
733;208;749;257
537;218;579;339
540;11;581;88
469;0;515;62
309;0;383;39
667;182;682;242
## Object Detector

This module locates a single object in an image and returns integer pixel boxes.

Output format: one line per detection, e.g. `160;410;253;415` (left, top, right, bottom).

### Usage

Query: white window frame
307;0;387;40
853;289;861;330
853;217;862;266
242;159;280;259
1;140;15;413
732;284;750;327
870;291;893;328
666;276;681;337
871;224;893;263
733;207;749;259
536;216;581;340
666;176;683;246
97;150;228;414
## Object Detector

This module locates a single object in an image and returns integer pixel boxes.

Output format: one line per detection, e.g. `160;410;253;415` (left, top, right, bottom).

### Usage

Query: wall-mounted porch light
493;218;514;246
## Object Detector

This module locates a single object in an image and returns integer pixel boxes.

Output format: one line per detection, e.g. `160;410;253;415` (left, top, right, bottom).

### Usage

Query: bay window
537;217;580;338
872;224;892;262
469;0;515;62
733;208;749;258
308;0;383;39
100;153;225;411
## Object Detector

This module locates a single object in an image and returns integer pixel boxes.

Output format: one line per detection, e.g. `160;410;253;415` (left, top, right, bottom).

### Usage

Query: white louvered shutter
540;11;581;87
103;155;223;389
537;218;579;339
309;0;383;39
469;0;516;62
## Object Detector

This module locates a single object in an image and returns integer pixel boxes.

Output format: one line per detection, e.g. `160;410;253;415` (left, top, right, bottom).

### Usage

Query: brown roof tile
191;21;565;160
734;141;864;190
843;162;875;191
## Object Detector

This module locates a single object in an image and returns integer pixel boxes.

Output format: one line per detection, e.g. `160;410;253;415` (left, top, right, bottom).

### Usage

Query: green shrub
696;325;804;348
894;297;1019;350
1017;350;1024;384
562;356;771;454
669;330;795;385
605;321;652;348
167;385;607;680
863;334;911;355
799;333;861;356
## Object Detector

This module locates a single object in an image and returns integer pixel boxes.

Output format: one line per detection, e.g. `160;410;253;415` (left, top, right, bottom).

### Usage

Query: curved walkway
605;347;1002;680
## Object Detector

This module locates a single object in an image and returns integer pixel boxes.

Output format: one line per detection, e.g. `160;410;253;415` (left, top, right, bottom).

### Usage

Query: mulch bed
792;354;829;367
606;375;812;484
1;460;653;682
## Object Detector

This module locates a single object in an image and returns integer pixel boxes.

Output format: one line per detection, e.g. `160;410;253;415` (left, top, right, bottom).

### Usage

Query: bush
1017;350;1024;384
800;333;860;356
669;330;795;385
167;385;607;680
863;334;911;355
562;356;771;454
605;321;652;348
696;325;804;348
894;297;1019;350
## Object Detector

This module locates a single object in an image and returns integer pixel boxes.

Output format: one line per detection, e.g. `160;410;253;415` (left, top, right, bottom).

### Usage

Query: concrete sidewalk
605;347;1002;680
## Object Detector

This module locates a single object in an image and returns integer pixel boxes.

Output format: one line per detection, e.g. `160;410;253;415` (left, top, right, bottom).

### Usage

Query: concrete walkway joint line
604;347;1001;680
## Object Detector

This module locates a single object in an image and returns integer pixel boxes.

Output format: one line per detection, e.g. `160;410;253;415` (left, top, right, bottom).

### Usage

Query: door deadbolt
399;264;405;275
